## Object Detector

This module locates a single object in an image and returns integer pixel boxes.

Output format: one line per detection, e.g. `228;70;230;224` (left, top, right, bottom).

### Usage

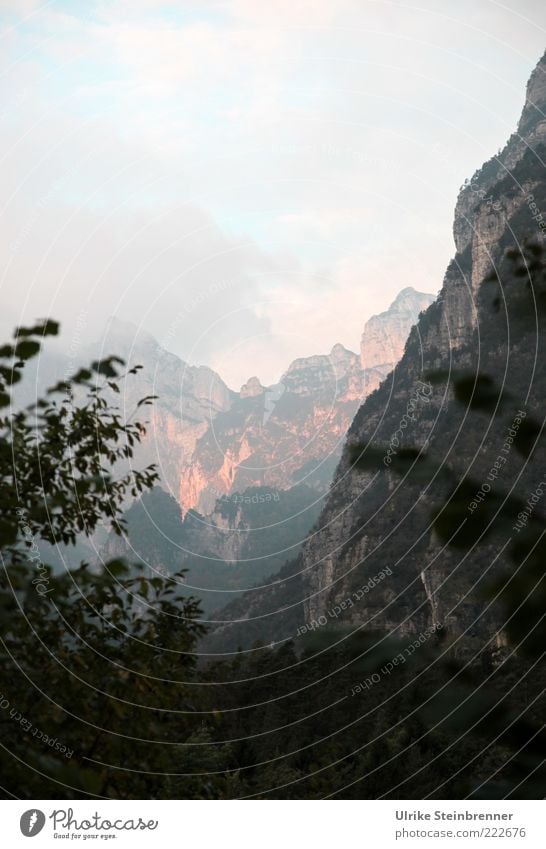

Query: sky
0;0;545;388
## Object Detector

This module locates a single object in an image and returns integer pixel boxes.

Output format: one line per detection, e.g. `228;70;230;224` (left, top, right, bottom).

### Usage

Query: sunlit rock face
360;287;435;372
177;290;432;514
95;317;235;504
98;284;431;517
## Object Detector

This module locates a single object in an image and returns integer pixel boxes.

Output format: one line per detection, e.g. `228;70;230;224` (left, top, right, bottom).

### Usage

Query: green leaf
105;559;129;578
136;395;158;408
14;340;41;360
70;368;93;384
91;357;125;378
14;319;59;338
433;479;524;549
0;519;18;546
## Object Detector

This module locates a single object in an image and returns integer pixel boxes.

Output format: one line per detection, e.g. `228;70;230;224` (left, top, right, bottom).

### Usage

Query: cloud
0;0;544;386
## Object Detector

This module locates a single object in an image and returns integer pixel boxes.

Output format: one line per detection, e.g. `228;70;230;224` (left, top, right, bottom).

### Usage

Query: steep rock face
179;291;433;514
202;51;546;654
360;287;434;371
177;356;358;515
97;318;235;500
301;53;546;637
448;56;546;346
96;296;430;519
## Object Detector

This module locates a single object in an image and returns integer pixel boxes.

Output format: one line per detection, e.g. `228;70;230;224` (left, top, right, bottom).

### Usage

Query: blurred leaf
91;357;125;378
0;520;18;546
14;340;41;360
453;373;506;412
15;320;59;338
513;417;542;458
104;559;129;578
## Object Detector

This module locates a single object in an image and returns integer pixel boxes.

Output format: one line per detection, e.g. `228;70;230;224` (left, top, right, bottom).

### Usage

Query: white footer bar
2;799;544;848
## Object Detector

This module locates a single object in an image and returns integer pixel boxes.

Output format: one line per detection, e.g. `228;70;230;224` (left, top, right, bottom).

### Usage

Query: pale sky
0;0;545;387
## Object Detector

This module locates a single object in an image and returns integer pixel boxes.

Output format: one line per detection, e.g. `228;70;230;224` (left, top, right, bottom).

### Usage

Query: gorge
201;50;546;653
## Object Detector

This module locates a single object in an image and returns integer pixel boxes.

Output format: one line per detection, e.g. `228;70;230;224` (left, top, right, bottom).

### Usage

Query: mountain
79;292;432;520
24;291;430;601
97;290;431;612
96;318;235;501
202;51;546;654
178;288;434;514
68;293;431;520
360;286;432;370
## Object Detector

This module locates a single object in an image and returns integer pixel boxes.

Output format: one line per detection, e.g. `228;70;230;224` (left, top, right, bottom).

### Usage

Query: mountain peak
389;287;434;311
330;342;354;359
360;289;435;370
240;375;265;398
104;315;157;347
518;50;546;135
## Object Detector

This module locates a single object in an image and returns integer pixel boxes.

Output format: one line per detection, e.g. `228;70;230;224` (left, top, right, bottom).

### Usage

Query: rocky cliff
179;289;433;514
96;289;431;615
202;50;546;654
360;287;434;370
